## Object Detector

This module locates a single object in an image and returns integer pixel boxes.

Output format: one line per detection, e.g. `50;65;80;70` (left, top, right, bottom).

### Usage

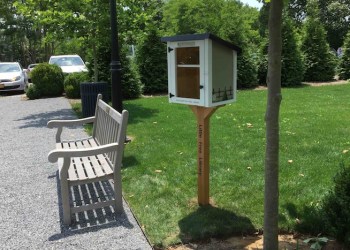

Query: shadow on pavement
16;109;78;129
48;172;134;241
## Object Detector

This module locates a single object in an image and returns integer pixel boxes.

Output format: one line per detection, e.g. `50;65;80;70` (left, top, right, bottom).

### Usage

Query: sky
240;0;263;9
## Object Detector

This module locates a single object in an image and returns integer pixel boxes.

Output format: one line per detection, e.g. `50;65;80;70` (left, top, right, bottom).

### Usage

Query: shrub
26;84;42;100
339;31;350;80
136;28;167;94
121;50;142;99
237;50;259;89
257;17;304;87
257;60;267;86
64;72;90;98
281;17;304;86
86;43;142;100
322;163;350;246
31;63;64;97
301;1;336;82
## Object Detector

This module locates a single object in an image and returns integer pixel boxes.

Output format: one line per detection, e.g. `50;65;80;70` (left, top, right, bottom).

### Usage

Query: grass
73;84;350;247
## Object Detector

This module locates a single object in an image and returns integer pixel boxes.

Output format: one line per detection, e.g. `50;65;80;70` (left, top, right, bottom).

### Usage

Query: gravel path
0;94;152;250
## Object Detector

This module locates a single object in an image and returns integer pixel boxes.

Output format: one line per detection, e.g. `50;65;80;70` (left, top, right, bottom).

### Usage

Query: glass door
175;47;200;99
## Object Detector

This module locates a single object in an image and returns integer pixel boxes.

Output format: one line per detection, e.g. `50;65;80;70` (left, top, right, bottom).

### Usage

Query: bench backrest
92;94;129;169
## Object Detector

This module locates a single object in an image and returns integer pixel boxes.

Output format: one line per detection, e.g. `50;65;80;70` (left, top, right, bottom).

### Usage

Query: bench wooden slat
75;140;97;180
81;139;106;178
98;100;123;123
61;142;78;181
68;142;87;181
88;139;114;175
71;199;115;213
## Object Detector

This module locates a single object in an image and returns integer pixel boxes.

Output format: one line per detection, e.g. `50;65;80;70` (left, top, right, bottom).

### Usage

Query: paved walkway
0;94;152;250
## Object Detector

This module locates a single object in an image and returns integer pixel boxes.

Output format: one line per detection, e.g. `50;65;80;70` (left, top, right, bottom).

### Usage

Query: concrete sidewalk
0;94;152;249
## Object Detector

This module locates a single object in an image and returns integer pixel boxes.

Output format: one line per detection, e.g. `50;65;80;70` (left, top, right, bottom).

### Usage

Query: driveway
0;94;152;249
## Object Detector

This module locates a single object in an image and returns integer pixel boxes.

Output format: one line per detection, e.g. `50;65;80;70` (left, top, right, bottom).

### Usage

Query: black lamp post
110;0;123;112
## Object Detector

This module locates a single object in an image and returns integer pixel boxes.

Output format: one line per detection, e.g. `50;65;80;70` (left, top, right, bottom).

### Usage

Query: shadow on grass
178;205;256;243
124;102;159;125
282;202;326;235
122;155;140;169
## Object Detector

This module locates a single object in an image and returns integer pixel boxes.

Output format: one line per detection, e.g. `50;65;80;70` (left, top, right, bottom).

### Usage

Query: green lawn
74;84;350;247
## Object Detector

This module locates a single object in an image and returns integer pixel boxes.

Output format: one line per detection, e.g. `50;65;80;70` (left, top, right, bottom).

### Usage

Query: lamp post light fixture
109;0;123;113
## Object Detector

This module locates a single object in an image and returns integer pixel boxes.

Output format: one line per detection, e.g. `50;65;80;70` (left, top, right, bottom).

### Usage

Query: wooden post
190;106;219;205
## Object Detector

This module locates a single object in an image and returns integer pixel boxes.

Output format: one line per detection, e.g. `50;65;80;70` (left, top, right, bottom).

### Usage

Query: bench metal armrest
48;142;119;163
47;116;95;142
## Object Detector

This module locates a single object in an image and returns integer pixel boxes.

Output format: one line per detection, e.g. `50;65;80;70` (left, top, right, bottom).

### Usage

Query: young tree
264;0;283;249
339;31;350;80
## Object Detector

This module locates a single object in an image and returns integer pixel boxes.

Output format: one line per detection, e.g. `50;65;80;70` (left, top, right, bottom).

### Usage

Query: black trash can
80;82;109;118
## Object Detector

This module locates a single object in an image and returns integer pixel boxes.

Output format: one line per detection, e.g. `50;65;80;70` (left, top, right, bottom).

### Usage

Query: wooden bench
47;94;129;225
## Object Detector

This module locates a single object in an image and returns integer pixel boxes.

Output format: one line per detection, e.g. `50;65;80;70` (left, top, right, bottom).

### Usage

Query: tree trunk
263;0;283;249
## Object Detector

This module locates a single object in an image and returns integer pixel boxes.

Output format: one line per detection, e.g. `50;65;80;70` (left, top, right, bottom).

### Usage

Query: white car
49;55;88;74
0;62;28;92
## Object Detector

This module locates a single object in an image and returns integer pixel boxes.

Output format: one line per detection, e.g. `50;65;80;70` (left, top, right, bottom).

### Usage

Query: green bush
64;72;90;98
339;31;350;80
322;163;350;246
281;17;304;86
26;84;42;100
121;50;142;99
301;2;336;82
258;18;304;87
136;28;167;94
86;43;142;100
257;56;267;86
31;63;64;97
237;51;259;89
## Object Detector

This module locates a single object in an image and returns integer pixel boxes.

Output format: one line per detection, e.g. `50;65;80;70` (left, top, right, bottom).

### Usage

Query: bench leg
113;174;123;214
60;178;72;225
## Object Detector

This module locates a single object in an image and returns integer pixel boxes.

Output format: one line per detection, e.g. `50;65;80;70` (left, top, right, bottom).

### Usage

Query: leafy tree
339;31;350;80
163;0;261;88
118;0;164;45
0;0;32;65
219;0;260;88
287;0;307;26
301;0;336;82
318;0;350;50
163;0;224;36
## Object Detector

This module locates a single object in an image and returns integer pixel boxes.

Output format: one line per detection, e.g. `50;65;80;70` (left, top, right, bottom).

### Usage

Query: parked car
0;62;28;92
27;63;39;83
48;55;88;74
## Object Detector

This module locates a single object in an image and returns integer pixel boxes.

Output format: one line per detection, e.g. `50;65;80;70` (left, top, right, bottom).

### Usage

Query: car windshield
50;57;84;66
0;64;21;73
